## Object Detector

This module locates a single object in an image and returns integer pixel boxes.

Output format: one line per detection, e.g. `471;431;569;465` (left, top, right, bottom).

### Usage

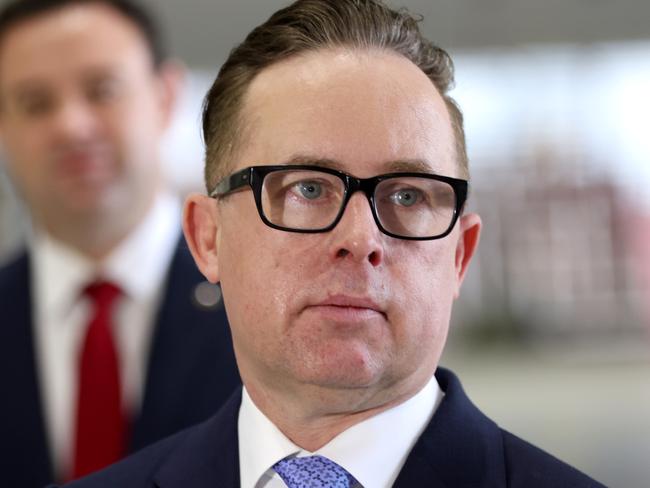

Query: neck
243;372;430;451
44;222;131;261
33;185;161;262
37;189;159;262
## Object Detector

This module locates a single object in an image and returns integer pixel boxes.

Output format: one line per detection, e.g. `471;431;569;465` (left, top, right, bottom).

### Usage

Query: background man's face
0;3;169;234
212;48;478;406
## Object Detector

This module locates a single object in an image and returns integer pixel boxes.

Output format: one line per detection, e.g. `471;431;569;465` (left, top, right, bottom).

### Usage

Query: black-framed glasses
210;165;468;240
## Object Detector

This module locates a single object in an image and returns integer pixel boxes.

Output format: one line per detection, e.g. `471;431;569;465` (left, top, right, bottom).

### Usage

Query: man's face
0;3;171;237
191;49;480;408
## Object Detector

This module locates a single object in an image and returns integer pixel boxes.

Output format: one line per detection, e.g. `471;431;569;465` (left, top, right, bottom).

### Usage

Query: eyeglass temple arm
210;168;252;198
457;181;469;214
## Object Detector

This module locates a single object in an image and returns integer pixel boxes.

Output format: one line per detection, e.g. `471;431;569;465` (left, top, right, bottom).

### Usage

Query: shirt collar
238;375;443;488
102;191;181;301
32;230;93;322
238;387;302;488
30;191;181;321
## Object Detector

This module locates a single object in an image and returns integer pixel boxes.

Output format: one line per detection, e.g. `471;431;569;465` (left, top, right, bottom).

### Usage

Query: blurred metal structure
468;156;646;339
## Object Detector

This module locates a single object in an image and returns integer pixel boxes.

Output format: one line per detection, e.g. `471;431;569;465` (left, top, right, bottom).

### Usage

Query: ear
154;59;186;131
183;193;221;283
453;212;482;298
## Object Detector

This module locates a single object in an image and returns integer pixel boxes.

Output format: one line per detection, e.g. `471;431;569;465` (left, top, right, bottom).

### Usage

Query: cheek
218;225;324;374
2;131;46;185
218;221;300;328
105;89;163;149
220;220;345;352
107;106;148;149
390;243;458;342
3;122;42;157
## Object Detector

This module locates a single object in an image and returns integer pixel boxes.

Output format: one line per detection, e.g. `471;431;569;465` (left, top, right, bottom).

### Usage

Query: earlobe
182;194;221;283
453;212;482;298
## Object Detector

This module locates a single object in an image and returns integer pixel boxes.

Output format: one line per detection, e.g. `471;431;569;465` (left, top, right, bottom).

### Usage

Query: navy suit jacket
56;368;605;488
0;239;241;488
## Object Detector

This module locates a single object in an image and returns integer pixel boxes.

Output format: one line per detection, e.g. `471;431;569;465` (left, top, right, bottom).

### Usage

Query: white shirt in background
31;192;181;479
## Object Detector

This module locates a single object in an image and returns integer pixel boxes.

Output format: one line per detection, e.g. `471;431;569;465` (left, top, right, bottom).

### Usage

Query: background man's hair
202;0;469;191
0;0;167;68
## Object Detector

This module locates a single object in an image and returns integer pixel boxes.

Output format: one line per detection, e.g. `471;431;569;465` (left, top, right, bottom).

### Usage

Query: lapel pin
192;281;222;310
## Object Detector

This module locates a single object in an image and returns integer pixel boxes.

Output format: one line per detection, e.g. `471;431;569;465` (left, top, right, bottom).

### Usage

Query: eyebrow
283;154;440;175
7;65;123;95
7;81;48;100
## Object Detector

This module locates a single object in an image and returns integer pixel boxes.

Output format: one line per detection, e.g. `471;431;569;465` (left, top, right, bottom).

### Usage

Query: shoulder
0;251;31;330
52;389;242;488
50;423;198;488
0;250;28;289
500;429;606;488
429;368;605;488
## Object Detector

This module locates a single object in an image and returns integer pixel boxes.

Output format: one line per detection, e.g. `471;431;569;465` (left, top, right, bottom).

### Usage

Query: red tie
71;281;127;480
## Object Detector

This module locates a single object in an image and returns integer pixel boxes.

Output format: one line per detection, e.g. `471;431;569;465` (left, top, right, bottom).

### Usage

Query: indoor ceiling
142;0;650;68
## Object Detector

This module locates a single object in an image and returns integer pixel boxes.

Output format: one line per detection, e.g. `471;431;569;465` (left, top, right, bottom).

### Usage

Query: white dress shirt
238;376;444;488
31;192;181;479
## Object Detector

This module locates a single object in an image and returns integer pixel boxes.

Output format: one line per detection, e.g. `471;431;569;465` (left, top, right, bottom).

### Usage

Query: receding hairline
215;45;467;184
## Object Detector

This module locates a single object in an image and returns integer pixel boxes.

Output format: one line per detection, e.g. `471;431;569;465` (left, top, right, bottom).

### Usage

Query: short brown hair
202;0;468;190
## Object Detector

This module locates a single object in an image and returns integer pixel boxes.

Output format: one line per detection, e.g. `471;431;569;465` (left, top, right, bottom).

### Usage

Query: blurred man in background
0;1;239;486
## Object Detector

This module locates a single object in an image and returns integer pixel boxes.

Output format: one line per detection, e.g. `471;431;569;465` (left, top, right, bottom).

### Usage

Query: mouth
305;294;387;322
54;150;113;182
57;150;105;167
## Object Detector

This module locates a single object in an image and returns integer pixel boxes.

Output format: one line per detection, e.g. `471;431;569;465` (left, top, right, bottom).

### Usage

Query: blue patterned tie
273;455;357;487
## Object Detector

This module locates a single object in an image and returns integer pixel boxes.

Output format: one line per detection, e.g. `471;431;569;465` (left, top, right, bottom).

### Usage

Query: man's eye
15;96;54;117
294;181;323;200
389;188;421;207
87;79;120;103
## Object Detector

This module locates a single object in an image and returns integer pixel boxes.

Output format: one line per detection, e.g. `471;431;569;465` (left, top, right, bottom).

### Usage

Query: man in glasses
60;0;603;486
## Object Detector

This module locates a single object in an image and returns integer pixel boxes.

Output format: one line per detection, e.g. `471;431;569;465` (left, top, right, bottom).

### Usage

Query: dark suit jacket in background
55;368;605;488
0;239;241;488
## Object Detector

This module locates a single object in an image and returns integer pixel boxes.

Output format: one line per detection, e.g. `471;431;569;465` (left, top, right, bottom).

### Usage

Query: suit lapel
152;388;242;488
393;368;507;488
149;369;507;488
0;253;54;486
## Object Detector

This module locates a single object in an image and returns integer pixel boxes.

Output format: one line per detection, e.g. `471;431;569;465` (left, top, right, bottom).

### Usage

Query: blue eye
296;181;322;199
390;189;421;207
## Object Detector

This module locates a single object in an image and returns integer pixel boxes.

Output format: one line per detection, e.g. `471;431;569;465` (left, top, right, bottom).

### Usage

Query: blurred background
1;0;648;486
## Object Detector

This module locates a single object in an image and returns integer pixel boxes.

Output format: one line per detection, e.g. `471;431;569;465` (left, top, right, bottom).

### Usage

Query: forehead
0;3;151;92
238;48;457;178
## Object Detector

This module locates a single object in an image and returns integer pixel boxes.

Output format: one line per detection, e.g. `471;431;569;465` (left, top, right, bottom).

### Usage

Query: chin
297;344;386;390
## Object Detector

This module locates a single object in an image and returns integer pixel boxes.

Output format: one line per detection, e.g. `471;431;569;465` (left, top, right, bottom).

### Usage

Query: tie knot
84;281;121;309
273;455;356;488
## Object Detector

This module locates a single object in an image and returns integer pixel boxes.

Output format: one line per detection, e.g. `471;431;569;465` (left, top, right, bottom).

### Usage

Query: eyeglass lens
260;169;457;238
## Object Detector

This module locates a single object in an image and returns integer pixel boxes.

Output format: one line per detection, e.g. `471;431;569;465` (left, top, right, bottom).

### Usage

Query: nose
51;98;100;142
327;192;384;267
